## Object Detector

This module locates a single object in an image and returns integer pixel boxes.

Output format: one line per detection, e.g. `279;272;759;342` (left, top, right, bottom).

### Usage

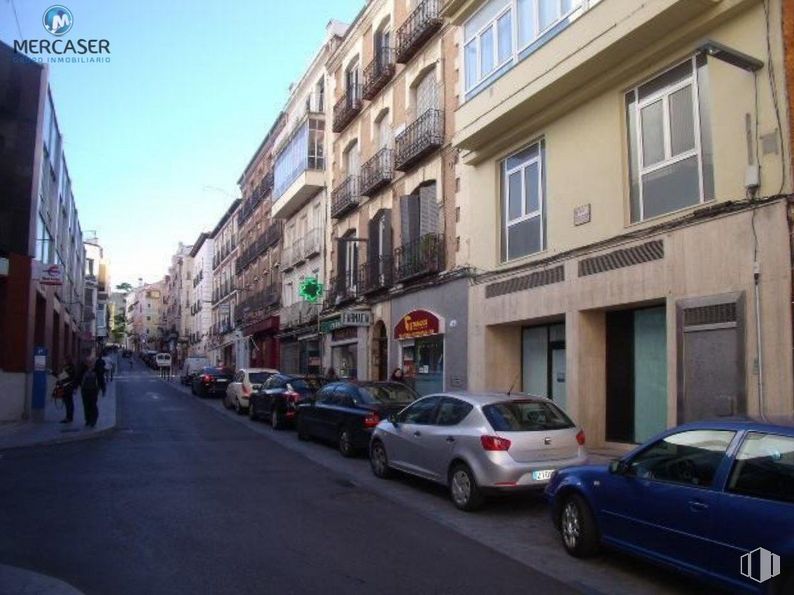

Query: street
0;363;705;595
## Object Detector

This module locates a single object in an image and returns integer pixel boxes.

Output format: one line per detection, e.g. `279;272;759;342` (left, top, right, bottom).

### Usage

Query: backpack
81;369;98;392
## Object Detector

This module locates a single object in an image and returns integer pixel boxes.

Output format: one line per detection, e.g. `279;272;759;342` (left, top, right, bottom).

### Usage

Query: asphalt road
0;363;574;595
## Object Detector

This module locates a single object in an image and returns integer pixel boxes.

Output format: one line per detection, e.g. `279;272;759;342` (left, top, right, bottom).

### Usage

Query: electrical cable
9;0;24;40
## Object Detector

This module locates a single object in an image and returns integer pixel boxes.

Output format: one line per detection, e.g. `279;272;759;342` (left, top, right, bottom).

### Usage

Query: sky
0;0;362;288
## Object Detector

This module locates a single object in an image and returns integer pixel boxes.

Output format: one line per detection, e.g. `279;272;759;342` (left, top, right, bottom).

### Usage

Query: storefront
522;322;566;409
243;315;280;369
389;277;469;396
321;309;371;380
280;334;321;375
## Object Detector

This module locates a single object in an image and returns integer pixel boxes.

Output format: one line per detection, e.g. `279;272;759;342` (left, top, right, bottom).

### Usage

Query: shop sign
394;310;442;340
340;311;371;327
332;327;358;342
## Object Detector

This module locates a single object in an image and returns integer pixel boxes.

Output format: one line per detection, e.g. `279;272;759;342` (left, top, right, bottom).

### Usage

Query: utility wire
8;0;24;39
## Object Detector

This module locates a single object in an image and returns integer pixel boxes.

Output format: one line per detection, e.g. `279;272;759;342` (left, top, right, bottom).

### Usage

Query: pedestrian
79;357;100;428
104;352;115;382
56;357;77;424
94;354;107;396
325;367;338;382
390;367;404;382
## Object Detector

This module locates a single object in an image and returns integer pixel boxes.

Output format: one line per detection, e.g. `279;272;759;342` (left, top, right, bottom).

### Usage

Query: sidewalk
0;377;117;451
0;564;84;595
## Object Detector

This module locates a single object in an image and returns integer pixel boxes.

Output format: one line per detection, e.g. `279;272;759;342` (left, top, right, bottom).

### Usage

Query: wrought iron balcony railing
235;221;283;272
281;243;295;271
325;275;357;308
396;0;442;64
330;175;362;219
360;148;394;197
332;84;363;133
292;237;305;265
394;232;445;282
236;281;281;323
394;109;444;171
359;255;393;295
363;48;396;100
303;228;321;259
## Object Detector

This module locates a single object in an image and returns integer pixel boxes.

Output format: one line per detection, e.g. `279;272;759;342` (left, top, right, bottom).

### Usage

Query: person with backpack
80;356;100;427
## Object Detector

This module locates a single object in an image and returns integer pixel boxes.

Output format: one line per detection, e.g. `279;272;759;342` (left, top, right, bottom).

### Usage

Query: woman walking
79;356;101;428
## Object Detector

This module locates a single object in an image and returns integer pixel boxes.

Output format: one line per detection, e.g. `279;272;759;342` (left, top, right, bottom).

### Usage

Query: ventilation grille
578;240;664;277
684;303;737;327
485;265;564;299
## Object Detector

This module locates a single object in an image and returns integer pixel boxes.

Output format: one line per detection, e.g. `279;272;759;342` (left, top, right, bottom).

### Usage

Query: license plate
532;469;554;481
216;379;227;383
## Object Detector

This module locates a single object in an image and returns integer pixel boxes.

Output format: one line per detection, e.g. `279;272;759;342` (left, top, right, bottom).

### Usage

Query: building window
626;56;714;222
464;0;585;97
501;140;545;261
274;117;325;198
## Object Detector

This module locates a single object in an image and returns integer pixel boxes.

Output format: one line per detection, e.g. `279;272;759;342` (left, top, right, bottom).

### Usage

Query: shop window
626;56;714;222
331;343;358;379
522;322;565;409
501;141;545;261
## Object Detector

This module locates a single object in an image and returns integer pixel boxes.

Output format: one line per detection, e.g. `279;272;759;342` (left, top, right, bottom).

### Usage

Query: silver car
369;392;587;511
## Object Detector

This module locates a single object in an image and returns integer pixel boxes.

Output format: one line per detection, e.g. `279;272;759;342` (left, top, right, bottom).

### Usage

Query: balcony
362;48;396;100
395;109;444;172
238;171;274;226
359;255;393;295
394;233;445;282
325;275;357;308
303;228;321;259
281;244;295;271
292;237;305;266
271;115;326;218
330;175;362;219
360;148;394;197
281;300;318;330
235;221;283;273
396;0;442;64
236;282;281;323
332;85;363;133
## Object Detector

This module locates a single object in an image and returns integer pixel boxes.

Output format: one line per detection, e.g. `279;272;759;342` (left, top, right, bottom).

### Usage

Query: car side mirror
388;414;399;426
609;459;628;475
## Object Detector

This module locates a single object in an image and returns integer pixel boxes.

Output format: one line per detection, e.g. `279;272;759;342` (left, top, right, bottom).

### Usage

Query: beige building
125;280;166;352
273;21;347;374
323;0;466;392
444;0;793;448
164;242;193;364
208;200;241;367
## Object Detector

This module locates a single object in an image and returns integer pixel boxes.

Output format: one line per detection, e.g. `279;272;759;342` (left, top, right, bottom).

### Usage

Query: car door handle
689;499;709;512
445;437;455;443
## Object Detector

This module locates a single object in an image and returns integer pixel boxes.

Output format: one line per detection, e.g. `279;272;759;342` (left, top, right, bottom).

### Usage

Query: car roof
672;415;794;434
242;368;278;374
420;391;553;407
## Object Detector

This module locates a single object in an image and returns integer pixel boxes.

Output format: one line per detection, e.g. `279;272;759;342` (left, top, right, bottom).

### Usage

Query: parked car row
180;366;793;593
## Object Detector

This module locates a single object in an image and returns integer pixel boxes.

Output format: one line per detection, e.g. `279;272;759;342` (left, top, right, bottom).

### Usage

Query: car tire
297;416;310;441
249;401;258;421
560;493;600;558
338;428;355;458
234;397;243;415
369;440;393;479
449;463;485;512
270;407;283;430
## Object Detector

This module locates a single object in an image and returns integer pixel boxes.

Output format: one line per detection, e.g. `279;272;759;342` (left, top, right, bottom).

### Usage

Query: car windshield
248;372;271;384
358;384;417;404
290;377;321;392
483;400;574;431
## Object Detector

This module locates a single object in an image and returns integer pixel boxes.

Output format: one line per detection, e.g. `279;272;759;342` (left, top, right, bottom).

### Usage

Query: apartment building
273;21;347;375
323;0;464;392
235;115;287;369
108;291;126;344
444;0;793;448
125;280;166;351
164;241;193;363
0;43;87;421
188;233;213;357
208;200;241;368
84;236;110;350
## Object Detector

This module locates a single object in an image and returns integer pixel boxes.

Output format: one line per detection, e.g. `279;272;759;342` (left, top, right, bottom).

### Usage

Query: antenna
507;372;520;396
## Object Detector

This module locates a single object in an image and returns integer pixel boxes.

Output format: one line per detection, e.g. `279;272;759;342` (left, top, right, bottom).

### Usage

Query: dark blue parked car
545;417;794;593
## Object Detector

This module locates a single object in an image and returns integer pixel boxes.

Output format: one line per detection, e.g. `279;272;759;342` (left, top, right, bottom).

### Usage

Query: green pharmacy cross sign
299;277;324;304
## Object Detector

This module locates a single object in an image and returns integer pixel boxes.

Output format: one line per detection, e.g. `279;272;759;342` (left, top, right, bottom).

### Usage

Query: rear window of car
728;432;794;504
289;377;321;391
483;400;574;431
204;367;231;377
359;384;417;404
248;372;272;384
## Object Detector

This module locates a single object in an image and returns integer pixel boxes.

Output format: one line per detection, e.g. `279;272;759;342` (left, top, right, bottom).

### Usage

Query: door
420;397;474;479
599;429;735;573
386;396;440;478
710;431;794;590
415;68;438;116
551;347;566;411
413;336;443;396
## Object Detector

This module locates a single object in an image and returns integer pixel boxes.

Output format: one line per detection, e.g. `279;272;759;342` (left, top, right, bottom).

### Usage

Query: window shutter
367;216;379;264
418;183;439;236
381;209;393;256
335;238;346;289
399;195;413;247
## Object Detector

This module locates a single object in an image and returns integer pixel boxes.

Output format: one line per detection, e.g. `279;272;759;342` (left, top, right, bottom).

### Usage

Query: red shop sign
394;310;441;340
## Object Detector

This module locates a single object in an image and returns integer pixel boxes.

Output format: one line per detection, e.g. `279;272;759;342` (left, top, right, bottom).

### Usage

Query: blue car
545;417;794;593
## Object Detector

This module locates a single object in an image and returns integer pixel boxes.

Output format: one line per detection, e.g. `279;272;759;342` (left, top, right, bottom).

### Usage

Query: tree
112;313;127;344
116;282;133;294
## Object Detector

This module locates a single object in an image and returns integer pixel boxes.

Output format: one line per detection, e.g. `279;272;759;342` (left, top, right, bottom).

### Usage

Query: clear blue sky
1;0;361;287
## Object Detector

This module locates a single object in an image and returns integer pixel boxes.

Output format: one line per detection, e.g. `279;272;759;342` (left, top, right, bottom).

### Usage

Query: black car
191;366;233;398
297;382;418;457
249;374;322;429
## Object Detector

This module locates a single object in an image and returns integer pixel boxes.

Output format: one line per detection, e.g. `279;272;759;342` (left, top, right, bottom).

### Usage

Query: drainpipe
753;256;765;420
788;197;794;413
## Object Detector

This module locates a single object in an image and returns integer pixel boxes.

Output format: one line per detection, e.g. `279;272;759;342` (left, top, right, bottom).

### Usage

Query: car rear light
285;391;300;403
481;435;511;451
363;412;380;428
576;430;586;446
201;374;212;383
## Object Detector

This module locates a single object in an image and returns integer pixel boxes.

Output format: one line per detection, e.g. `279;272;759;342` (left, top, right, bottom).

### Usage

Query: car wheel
449;463;485;512
297;416;310;441
249;401;258;421
338;428;355;458
234;397;242;415
369;440;393;479
270;407;283;430
560;494;600;558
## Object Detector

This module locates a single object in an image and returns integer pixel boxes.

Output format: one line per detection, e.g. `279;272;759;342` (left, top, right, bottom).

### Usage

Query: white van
155;353;172;368
181;356;211;385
